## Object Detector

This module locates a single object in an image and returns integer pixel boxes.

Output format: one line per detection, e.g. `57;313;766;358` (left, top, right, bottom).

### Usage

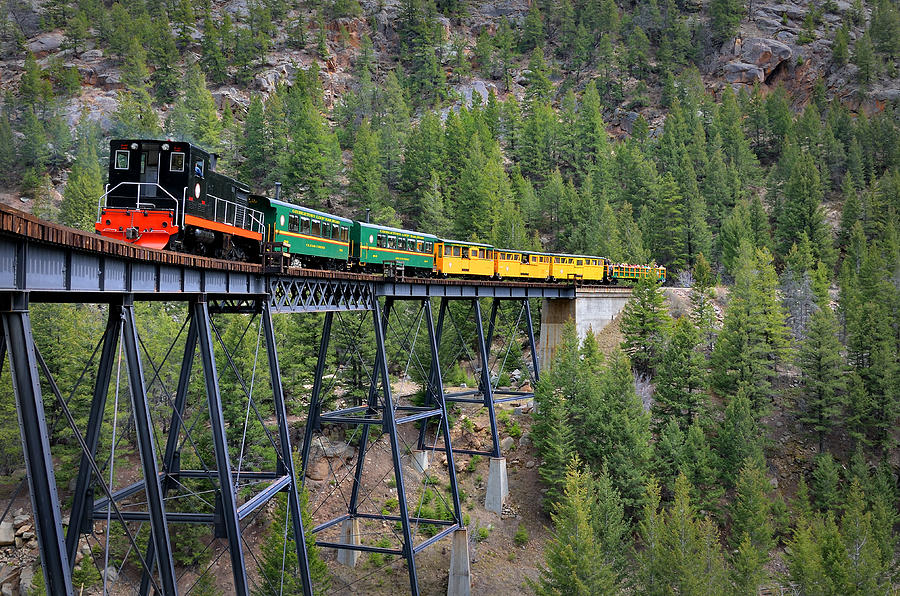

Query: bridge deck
0;204;574;306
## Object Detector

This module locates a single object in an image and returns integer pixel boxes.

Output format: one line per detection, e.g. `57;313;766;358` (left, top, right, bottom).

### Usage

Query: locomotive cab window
288;214;299;232
170;152;185;172
301;217;310;233
322;223;331;238
438;245;443;258
115;150;130;170
417;241;423;252
311;220;320;237
377;235;385;248
388;237;396;249
452;246;461;257
341;226;349;241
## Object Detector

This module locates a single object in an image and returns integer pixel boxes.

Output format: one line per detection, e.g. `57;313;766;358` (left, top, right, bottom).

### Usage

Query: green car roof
264;196;353;225
355;221;439;241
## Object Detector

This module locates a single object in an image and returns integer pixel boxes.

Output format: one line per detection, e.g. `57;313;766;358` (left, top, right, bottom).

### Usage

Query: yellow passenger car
494;250;552;280
580;256;607;282
435;240;495;277
551;254;581;281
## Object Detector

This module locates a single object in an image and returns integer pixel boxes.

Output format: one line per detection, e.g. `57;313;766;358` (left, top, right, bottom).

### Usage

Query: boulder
26;32;64;56
500;436;515;451
79;49;104;61
306;459;329;482
103;566;118;584
740;37;792;77
12;516;29;530
0;522;14;547
724;61;765;84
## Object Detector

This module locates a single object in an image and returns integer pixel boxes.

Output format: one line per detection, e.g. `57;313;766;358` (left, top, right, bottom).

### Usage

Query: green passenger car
249;195;352;267
351;222;438;273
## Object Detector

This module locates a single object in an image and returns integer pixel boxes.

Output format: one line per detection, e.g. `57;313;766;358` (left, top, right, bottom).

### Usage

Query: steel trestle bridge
0;205;574;596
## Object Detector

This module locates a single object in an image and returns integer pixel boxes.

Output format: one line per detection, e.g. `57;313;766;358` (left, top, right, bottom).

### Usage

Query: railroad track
0;203;572;290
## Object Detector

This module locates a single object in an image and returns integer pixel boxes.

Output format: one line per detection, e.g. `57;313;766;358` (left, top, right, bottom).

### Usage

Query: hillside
0;0;899;594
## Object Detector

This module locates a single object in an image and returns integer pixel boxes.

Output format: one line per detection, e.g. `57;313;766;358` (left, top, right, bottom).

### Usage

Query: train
95;139;666;284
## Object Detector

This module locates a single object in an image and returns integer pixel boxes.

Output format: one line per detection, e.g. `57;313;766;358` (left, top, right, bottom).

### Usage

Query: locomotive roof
263;196;353;223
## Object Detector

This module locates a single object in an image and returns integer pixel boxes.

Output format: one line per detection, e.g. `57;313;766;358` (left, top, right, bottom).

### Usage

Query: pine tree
147;18;180;101
348;119;385;213
533;458;617;596
591;465;629;587
710;0;742;42
811;452;842;513
519;2;544;53
418;171;447;236
200;13;228;85
0;116;17;186
776;152;834;266
653;316;707;429
716;389;763;485
711;243;789;411
690;253;717;351
841;479;888;593
732;532;767;595
854;33;875;86
60;137;103;231
731;456;774;557
534;379;576;510
620;276;670;375
64;10;90;55
680;420;722;512
796;306;845;453
524;48;553;106
637;474;729;594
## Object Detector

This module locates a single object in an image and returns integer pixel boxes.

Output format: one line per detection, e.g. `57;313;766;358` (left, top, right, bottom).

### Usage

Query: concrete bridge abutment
538;286;633;366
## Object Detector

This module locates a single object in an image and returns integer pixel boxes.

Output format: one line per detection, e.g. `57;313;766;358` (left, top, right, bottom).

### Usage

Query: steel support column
417;297;447;451
372;298;420;595
66;304;123;569
473;300;501;458
139;313;198;596
262;301;313;596
347;300;392;515
192;298;249;596
1;293;73;596
423;299;462;524
122;297;179;595
300;311;333;483
523;299;540;383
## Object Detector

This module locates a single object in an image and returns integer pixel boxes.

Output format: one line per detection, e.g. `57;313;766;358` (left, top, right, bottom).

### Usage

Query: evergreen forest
0;0;899;592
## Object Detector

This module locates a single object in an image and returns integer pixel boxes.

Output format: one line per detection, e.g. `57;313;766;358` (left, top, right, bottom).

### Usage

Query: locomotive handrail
96;182;181;228
208;193;265;235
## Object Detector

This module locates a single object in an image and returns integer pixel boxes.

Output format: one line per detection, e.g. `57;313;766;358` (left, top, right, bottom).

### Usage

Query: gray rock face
725;61;765;83
26;32;64;56
741;37;793;77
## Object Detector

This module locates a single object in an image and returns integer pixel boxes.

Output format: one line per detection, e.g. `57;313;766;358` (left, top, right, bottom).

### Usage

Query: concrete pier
538;286;632;366
484;457;508;514
336;517;361;567
447;528;471;596
411;449;429;474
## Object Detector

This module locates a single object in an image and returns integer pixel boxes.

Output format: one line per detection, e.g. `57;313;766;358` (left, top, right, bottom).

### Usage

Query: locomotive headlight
161;143;170;151
130;142;138;150
195;183;201;198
